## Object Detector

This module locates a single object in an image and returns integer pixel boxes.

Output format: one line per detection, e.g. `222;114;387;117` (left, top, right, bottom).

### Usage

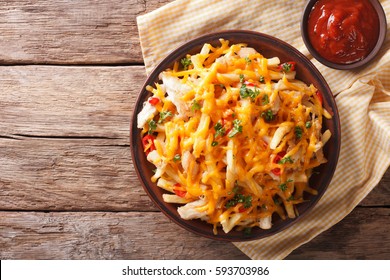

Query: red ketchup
307;0;379;64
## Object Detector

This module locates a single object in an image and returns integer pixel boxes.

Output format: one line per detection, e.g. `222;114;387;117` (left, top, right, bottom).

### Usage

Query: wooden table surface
0;0;389;260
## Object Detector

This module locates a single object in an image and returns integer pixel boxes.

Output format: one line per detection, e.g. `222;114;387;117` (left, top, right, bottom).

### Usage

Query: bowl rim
130;29;341;241
300;0;388;70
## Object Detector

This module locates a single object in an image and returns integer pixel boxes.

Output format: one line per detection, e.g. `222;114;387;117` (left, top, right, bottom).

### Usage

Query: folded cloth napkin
137;0;390;259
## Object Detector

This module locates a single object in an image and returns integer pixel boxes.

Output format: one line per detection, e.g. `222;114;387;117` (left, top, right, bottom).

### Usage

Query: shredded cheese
137;39;331;234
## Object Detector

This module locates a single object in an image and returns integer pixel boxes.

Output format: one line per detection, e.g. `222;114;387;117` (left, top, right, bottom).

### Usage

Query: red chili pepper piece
271;151;286;176
173;183;187;198
142;134;156;155
148;97;159;106
273;151;286;163
244;81;256;87
288;61;296;71
271;168;282;176
278;61;296;72
316;90;323;106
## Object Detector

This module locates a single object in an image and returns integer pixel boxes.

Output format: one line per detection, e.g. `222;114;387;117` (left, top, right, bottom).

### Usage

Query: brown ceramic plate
131;30;341;241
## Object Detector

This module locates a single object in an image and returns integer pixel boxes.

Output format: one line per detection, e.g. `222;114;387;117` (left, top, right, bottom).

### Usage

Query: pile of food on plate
137;39;332;234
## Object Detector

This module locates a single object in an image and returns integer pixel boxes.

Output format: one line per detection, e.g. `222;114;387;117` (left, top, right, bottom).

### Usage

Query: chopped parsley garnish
239;74;245;83
180;57;192;70
305;121;312;128
225;193;253;209
225;200;236;208
282;63;292;72
245;57;252;64
191;100;201;111
227;119;243;138
240;84;260;99
280;62;295;72
211;141;218;147
214;122;226;138
147;119;157;134
259;75;265;83
278;156;294;164
295;126;303;139
262;94;269;105
158;111;172;124
243;195;253;208
287;196;295;202
173;154;181;162
261;110;275;122
232;184;240;194
279;183;288;192
278;179;293;191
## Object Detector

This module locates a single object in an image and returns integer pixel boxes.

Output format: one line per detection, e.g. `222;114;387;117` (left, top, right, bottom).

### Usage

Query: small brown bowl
130;30;341;241
301;0;387;70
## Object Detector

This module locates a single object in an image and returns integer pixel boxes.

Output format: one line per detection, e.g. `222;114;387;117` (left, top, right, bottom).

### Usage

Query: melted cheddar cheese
138;39;331;234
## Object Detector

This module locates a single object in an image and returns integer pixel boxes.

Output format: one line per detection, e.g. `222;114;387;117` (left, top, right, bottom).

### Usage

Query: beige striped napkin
137;0;390;259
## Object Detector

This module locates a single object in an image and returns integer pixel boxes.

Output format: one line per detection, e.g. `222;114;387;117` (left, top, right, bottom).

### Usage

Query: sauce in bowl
307;0;380;64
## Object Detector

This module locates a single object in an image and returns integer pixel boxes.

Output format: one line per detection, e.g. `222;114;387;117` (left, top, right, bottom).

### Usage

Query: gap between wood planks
2;133;127;141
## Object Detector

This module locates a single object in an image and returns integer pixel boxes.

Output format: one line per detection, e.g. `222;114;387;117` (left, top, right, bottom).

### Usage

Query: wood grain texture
0;65;144;141
0;66;154;211
0;211;249;260
0;0;171;64
0;138;156;211
0;208;388;260
360;171;390;207
287;207;390;259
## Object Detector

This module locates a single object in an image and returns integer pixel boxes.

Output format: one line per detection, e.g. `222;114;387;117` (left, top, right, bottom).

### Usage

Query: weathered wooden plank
0;65;145;142
0;0;171;64
287;207;390;259
0;137;156;211
0;208;388;260
0;65;154;211
0;211;249;260
360;170;390;207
